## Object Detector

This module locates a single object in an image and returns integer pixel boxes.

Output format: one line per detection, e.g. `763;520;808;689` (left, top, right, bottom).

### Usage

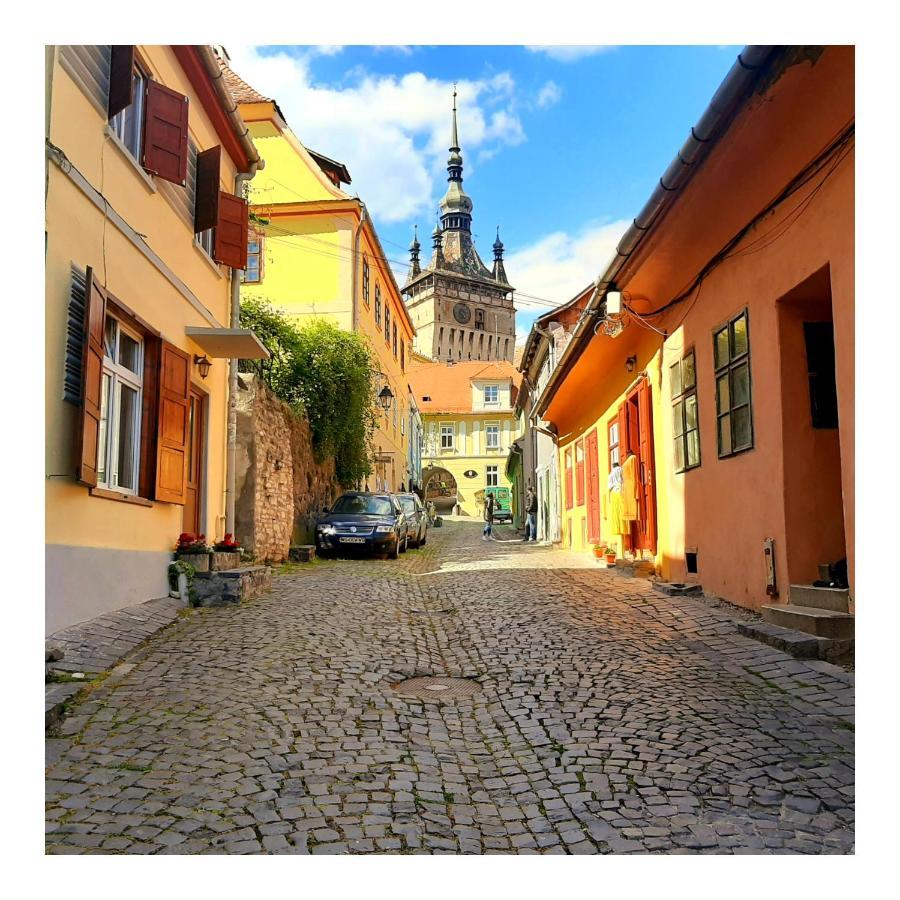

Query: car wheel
388;541;399;560
400;534;408;553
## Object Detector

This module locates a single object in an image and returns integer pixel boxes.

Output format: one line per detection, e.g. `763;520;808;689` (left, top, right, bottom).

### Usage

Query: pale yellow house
45;45;265;634
223;55;416;491
408;359;520;517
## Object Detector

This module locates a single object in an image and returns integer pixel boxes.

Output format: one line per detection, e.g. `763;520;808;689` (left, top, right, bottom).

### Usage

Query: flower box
210;550;242;571
176;551;210;572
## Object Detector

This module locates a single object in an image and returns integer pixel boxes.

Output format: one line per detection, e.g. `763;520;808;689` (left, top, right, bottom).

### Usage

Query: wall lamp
625;355;637;373
378;385;394;411
194;354;212;379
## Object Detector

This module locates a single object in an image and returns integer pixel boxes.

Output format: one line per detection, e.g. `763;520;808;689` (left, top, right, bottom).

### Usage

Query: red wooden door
634;378;658;553
585;429;601;543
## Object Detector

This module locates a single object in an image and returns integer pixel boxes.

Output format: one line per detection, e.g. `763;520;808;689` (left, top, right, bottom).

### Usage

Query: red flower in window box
213;533;242;552
176;533;209;553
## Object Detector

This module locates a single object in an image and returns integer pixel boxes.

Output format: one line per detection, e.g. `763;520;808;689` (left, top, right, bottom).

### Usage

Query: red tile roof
408;359;520;414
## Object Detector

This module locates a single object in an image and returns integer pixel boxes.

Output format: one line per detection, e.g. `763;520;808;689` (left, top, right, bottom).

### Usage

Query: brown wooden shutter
214;191;249;269
76;267;107;486
142;80;189;186
107;45;135;119
194;145;221;233
154;342;191;504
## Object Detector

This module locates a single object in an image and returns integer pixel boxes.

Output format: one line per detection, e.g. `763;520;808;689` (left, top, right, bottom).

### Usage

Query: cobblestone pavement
46;521;854;854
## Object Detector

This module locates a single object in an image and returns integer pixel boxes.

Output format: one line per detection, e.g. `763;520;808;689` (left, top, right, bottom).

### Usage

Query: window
484;384;499;405
575;439;585;505
485;423;500;450
608;420;620;468
109;60;147;161
486;465;499;487
564;447;573;509
385;305;391;346
804;322;839;428
440;424;455;450
375;284;382;328
401;341;405;372
362;257;370;307
197;227;215;260
392;322;398;358
713;310;753;457
475;308;485;330
671;348;700;472
242;233;263;283
99;315;143;494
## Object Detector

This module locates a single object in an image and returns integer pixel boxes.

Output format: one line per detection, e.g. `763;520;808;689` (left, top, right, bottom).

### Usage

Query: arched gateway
422;466;458;513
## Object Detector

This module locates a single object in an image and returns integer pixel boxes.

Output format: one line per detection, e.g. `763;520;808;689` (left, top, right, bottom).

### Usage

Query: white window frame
109;60;148;163
440;423;455;451
486;465;499;487
485;422;500;451
196;227;215;261
483;384;500;405
98;315;144;495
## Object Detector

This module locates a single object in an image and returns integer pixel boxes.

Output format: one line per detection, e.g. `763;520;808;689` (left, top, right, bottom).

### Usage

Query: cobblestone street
45;520;855;854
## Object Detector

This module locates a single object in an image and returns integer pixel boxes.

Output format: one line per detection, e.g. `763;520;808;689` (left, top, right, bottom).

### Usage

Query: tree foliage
239;298;378;485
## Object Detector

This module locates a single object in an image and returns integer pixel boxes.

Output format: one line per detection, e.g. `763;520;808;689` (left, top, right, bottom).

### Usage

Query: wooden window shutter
107;45;135;119
617;404;630;456
154;342;191;504
142;80;189;186
194;145;221;233
75;267;108;486
214;191;249;269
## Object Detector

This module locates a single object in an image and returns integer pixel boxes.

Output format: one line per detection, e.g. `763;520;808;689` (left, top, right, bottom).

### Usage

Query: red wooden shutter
637;378;658;553
564;447;573;510
575;438;585;506
617;403;629;456
585;429;601;543
76;267;107;486
155;342;191;504
107;45;135;119
194;145;221;233
214;191;249;269
142;80;189;186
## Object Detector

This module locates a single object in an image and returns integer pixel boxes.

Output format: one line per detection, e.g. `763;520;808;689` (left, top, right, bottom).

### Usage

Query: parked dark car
396;493;428;548
316;493;409;559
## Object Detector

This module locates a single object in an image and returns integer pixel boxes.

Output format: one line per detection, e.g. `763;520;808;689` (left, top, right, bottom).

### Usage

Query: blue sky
227;44;739;340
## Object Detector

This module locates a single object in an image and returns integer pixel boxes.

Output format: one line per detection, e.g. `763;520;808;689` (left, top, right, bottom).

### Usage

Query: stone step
789;583;850;612
45;682;84;730
194;565;272;607
737;621;821;658
761;604;854;639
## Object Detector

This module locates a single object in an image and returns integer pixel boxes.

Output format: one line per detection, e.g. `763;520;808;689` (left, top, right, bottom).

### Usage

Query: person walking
523;487;538;542
483;493;496;540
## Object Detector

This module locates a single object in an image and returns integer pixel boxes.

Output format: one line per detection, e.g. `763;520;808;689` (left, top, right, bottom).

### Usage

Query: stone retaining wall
234;374;340;563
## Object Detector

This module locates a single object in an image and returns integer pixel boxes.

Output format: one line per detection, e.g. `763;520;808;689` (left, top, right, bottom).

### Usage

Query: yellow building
223;56;416;492
408;359;520;518
45;45;266;634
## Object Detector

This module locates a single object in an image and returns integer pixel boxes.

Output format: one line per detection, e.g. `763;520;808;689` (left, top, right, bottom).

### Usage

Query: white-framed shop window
486;465;499;487
485;422;500;450
98;314;144;494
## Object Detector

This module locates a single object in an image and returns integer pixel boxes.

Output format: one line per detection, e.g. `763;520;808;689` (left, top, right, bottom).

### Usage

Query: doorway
182;385;206;536
617;376;657;555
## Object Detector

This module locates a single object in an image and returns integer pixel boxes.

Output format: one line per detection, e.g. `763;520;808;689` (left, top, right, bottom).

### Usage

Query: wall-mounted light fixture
378;385;394;411
625;355;637;373
194;354;212;379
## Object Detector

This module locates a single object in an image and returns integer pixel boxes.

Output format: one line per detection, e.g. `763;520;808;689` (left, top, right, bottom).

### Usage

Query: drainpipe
351;201;367;332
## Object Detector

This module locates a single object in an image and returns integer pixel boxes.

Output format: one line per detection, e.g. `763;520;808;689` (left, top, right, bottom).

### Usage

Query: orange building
536;46;854;614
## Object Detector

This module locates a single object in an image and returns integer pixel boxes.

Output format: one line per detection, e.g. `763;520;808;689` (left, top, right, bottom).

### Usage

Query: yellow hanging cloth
608;490;627;535
622;454;639;521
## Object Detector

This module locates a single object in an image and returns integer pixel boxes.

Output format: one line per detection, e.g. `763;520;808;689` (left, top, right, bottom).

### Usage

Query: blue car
315;492;409;559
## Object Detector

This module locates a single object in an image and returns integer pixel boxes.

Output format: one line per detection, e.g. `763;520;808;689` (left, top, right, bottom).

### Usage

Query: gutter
351;201;368;332
534;45;779;418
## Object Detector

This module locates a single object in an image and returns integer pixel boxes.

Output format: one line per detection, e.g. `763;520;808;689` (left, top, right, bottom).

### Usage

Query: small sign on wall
463;469;478;478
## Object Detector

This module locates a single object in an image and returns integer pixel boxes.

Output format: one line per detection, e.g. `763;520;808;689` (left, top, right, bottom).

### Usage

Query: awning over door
185;327;269;359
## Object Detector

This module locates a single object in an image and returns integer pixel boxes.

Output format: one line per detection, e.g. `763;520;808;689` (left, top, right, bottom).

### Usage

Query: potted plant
593;544;617;565
175;533;210;572
211;534;242;570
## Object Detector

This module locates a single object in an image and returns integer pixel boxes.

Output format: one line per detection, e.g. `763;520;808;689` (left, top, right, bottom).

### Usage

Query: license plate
339;537;366;544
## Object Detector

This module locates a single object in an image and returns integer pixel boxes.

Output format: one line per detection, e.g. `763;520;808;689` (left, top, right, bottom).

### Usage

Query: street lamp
378;385;394;411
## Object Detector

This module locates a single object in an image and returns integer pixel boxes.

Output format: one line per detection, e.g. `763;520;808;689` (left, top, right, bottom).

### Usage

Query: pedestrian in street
523;486;538;542
483;493;496;540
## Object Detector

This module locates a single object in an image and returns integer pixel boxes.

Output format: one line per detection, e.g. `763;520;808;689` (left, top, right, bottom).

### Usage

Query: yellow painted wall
46;46;241;554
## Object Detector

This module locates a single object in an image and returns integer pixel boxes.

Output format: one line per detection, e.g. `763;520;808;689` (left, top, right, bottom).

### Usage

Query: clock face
453;302;472;324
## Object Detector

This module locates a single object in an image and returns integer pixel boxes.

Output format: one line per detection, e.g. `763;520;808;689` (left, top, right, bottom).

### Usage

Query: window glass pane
686;429;700;467
116;383;139;491
732;314;748;358
733;405;752;450
609;422;619;446
673;437;685;472
104;317;117;360
714;328;730;369
685;393;698;430
98;372;111;484
248;241;259;253
716;374;730;414
669;361;682;398
718;414;732;456
118;331;141;375
672;400;685;437
683;352;696;390
732;361;750;406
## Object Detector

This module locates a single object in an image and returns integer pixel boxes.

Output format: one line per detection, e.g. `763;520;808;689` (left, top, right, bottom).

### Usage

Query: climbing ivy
239;298;378;485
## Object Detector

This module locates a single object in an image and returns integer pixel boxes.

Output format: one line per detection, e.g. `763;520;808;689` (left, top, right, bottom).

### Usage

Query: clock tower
403;90;516;363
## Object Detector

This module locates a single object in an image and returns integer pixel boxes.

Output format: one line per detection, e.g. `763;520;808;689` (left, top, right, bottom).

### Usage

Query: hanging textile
622;454;639;521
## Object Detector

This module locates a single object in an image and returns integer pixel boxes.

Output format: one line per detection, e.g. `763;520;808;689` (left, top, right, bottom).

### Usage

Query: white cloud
536;80;562;109
227;46;527;225
507;219;631;312
526;45;613;62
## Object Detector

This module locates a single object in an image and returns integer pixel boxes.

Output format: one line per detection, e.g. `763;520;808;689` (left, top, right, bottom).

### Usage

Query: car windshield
398;497;417;514
331;495;394;516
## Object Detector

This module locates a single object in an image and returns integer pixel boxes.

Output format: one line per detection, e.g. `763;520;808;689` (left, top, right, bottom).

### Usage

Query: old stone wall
234;374;340;563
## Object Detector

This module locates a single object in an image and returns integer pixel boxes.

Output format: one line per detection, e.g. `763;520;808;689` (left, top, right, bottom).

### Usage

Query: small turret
492;226;509;284
409;224;421;278
432;220;445;268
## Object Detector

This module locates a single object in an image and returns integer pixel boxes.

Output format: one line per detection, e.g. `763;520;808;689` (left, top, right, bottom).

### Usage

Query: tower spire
408;224;421;278
440;85;472;232
450;83;460;151
492;226;509;284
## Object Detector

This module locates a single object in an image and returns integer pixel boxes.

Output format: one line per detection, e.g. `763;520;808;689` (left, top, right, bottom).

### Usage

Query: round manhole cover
391;676;481;701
